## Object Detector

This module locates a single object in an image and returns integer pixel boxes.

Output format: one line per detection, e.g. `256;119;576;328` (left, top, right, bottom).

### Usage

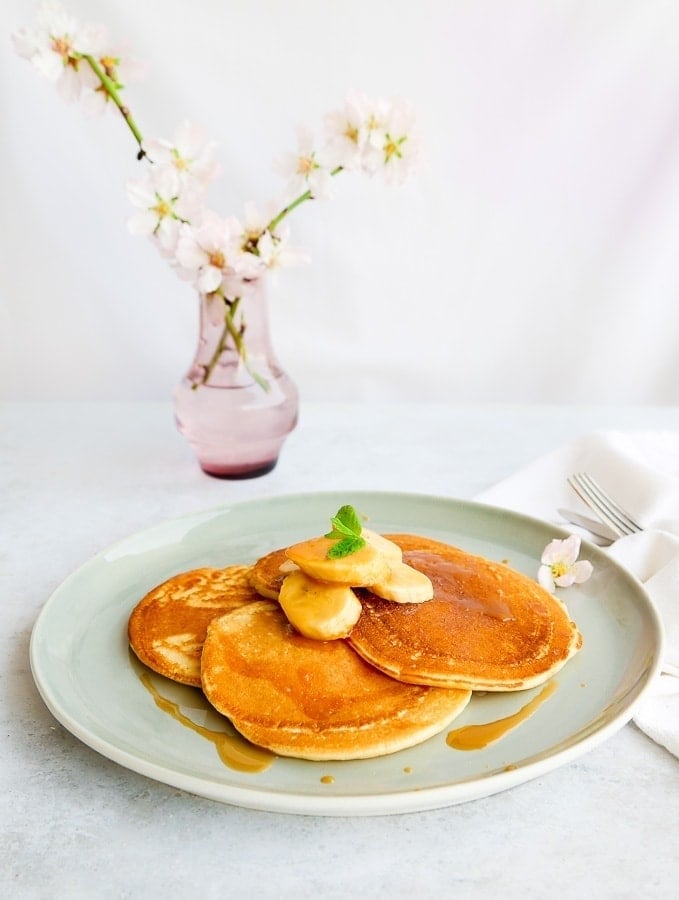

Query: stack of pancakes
128;534;582;761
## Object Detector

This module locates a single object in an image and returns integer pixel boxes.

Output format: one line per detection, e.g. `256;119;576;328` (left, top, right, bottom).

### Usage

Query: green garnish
325;505;366;559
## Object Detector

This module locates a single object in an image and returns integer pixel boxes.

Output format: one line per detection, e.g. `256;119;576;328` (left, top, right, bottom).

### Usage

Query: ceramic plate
30;492;663;816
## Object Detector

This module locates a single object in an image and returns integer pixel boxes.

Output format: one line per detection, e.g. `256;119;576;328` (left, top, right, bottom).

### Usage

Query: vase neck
188;281;282;389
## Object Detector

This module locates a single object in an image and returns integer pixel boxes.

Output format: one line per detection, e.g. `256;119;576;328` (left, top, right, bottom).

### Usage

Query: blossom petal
127;209;158;235
570;560;594;584
153;164;181;198
126;176;155;208
11;27;40;59
81;88;107;117
175;120;208;156
554;571;577;588
31;48;64;81
541;538;566;565
273;152;300;179
175;238;207;270
37;1;79;35
560;534;582;565
197;265;223;293
142;137;172;165
537;565;555;592
308;168;334;200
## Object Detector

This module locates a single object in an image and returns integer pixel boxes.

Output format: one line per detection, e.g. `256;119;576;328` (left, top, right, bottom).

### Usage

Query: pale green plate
30;492;663;816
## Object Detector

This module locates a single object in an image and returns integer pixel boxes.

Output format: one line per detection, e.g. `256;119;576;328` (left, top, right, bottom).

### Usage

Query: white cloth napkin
476;430;679;759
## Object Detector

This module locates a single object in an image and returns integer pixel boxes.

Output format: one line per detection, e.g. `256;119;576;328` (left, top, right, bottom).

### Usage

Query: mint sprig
325;505;366;559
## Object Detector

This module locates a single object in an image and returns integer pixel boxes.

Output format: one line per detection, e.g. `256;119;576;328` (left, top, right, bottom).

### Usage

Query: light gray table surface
3;401;679;899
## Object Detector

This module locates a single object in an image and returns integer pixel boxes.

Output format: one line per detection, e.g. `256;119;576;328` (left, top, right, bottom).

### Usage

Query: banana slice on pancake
369;561;434;604
250;530;428;609
278;570;362;640
285;535;391;586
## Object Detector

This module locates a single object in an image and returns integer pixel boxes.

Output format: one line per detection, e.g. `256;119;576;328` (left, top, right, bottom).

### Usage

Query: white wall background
4;0;679;404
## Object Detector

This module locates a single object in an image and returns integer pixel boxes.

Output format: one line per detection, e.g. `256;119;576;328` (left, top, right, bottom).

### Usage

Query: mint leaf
324;525;352;540
327;536;366;559
335;505;363;534
324;504;365;558
325;505;362;539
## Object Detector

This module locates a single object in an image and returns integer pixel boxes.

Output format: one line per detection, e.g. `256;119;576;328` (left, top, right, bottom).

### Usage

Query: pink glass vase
173;281;299;478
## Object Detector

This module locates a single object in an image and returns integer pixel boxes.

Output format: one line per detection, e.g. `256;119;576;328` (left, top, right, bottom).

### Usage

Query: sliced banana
285;536;391;586
363;529;403;563
370;562;434;604
278;570;362;640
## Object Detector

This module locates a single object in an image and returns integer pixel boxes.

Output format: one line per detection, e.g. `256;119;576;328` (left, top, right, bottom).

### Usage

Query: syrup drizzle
139;671;275;773
404;551;515;621
446;680;557;751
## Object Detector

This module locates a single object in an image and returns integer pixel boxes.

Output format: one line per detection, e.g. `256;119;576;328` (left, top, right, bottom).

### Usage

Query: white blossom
257;228;309;269
538;535;593;593
274;125;334;200
12;1;106;103
126;166;201;255
323;94;367;170
176;210;264;301
375;100;421;184
143;122;221;191
353;96;392;174
237;200;278;248
236;201;308;270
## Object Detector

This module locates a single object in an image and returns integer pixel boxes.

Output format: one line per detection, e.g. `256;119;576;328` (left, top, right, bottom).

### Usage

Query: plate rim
29;490;665;816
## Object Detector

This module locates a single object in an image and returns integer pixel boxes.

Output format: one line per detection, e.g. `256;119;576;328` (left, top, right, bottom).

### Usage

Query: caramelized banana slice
285;536;391;586
279;570;362;640
363;529;403;563
370;562;434;604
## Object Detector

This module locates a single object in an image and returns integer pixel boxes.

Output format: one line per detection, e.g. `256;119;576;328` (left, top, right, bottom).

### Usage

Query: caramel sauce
139;671;275;773
404;551;514;621
320;775;335;784
446;680;557;751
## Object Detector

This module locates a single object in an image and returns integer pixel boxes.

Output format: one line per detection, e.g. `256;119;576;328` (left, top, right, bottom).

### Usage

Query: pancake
347;535;582;692
248;547;290;599
200;600;472;760
128;566;259;686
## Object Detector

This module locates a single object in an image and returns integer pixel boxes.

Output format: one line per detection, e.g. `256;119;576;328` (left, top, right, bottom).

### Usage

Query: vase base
199;458;278;479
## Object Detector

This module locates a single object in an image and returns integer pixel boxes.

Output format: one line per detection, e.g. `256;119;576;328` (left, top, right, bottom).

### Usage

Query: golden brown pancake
128;566;259;686
348;535;582;692
201;600;472;760
248;547;289;599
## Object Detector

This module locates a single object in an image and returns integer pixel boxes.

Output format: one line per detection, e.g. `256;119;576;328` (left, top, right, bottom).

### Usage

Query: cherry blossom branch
83;54;146;158
13;5;420;399
266;165;343;233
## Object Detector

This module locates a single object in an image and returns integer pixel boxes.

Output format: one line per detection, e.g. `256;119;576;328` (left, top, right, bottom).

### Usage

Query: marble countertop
3;401;678;899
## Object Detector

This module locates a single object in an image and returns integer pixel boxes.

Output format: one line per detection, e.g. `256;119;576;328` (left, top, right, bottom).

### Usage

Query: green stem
83;54;146;157
192;296;240;389
266;165;343;232
192;296;270;392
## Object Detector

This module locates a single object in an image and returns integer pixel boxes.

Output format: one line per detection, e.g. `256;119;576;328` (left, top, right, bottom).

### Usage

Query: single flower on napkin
476;430;679;759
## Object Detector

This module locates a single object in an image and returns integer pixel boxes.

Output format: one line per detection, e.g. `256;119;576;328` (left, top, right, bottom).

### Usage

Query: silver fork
567;472;643;538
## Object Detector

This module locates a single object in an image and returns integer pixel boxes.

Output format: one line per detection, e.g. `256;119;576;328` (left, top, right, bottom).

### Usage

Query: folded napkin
476;430;679;759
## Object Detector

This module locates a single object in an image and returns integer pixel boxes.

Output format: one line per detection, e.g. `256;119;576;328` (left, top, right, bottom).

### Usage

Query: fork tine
567;476;628;537
568;473;642;536
576;473;642;534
